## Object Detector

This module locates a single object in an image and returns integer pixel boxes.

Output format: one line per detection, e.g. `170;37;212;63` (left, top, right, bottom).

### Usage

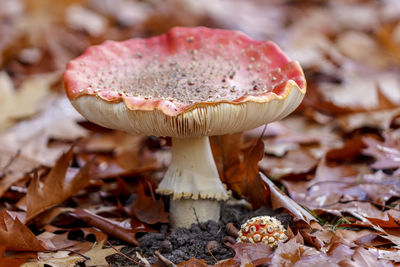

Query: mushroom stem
157;136;228;228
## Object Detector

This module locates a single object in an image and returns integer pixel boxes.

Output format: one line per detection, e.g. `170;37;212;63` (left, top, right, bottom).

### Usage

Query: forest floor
0;0;400;266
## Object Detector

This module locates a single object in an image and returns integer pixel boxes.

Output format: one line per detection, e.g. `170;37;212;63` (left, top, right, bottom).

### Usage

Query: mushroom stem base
157;136;228;200
169;198;221;228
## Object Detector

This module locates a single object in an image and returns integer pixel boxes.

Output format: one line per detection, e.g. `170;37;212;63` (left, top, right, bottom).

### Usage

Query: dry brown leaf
260;172;316;224
130;179;168;225
212;134;269;208
260;149;318;180
83;241;122;267
23;146;94;222
0;246;28;267
0;72;58;131
37;225;107;253
326;135;374;163
0;210;46;251
0;95;87;166
227;138;268;208
337;108;400;133
282;157;363;208
0;149;38;198
230;242;273;267
177;258;209;267
363;134;400;169
210;133;242;180
21;250;84;267
71;209;153;246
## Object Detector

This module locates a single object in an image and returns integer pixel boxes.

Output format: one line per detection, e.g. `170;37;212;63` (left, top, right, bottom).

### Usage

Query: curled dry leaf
130;179;169;225
212;134;269;208
260;172;316;224
0;210;46;251
71;209;153;246
22;146;95;223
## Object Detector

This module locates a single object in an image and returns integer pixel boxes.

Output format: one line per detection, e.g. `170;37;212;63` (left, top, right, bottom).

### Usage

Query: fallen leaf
130;179;168;225
260;149;318;180
326;135;373;163
83;242;121;267
177;258;209;267
0;95;87;166
0;149;38;198
260;172;316;224
0;246;28;267
366;214;400;229
230;242;273;267
36;225;107;253
23;146;94;222
21;250;84;267
224;137;269;208
71;209;153;246
0;210;46;251
342;247;394;267
0;72;58;131
210;133;242;181
271;238;334;267
337;108;400;133
363;133;400;169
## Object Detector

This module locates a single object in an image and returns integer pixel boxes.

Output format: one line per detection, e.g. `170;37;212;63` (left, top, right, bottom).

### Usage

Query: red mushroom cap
63;27;306;137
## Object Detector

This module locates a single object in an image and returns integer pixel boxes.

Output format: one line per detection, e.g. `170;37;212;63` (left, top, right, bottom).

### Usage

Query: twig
107;241;145;266
135;252;151;267
155;251;177;267
206;241;218;264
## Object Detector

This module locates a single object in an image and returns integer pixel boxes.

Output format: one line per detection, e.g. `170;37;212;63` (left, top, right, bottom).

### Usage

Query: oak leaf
0;210;46;251
23;146;94;222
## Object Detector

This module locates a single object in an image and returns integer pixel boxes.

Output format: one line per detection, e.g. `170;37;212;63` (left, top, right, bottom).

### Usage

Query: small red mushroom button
238;216;288;247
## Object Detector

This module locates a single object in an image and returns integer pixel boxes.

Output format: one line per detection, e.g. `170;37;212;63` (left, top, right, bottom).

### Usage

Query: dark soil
106;204;292;266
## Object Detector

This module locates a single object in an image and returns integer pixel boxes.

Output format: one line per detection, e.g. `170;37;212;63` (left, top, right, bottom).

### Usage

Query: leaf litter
0;0;400;266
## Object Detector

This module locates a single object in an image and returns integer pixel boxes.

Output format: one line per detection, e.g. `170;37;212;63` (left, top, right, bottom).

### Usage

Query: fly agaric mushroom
238;216;287;247
63;27;306;228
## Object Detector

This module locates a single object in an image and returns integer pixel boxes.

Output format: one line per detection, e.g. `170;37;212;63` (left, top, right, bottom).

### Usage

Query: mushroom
63;27;306;228
237;216;288;247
